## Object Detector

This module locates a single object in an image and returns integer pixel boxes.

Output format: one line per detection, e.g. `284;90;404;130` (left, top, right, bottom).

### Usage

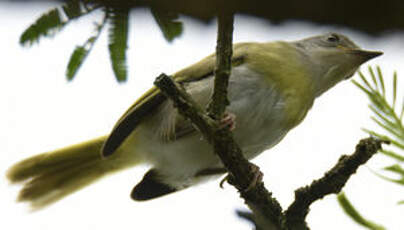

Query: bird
6;32;382;209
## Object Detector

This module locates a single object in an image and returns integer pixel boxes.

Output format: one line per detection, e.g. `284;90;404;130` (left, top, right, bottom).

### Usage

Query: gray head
293;32;383;96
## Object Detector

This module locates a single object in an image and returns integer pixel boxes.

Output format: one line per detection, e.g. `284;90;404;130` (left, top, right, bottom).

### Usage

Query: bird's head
293;32;383;96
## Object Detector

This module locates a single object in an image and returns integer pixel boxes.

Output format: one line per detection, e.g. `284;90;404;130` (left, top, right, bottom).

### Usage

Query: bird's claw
244;163;263;192
220;175;229;189
219;164;263;192
220;112;236;131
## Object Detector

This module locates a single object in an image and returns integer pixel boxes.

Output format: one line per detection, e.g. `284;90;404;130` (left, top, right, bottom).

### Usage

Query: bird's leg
220;112;236;131
219;163;263;192
244;163;264;191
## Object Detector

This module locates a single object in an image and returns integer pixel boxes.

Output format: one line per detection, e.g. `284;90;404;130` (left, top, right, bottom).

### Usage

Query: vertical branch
155;11;284;229
154;17;387;229
206;11;285;229
207;12;234;119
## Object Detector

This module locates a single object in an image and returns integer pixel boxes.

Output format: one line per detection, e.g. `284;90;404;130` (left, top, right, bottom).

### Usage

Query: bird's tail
6;136;141;210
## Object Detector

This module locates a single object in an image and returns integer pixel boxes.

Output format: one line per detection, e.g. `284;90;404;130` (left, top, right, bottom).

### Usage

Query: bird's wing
102;45;248;157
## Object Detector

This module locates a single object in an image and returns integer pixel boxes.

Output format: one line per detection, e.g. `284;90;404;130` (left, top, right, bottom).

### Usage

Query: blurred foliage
15;0;404;34
66;11;107;80
337;193;385;230
20;0;99;46
151;7;183;42
107;7;129;82
353;66;404;165
17;0;404;82
19;0;183;82
339;66;404;229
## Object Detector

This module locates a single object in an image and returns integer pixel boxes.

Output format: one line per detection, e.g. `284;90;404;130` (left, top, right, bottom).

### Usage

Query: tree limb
283;137;388;229
154;10;287;229
207;12;233;119
154;73;283;229
153;10;387;230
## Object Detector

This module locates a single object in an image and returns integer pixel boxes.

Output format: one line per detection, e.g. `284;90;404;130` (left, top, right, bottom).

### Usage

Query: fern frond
350;66;404;228
382;164;404;185
107;7;130;82
363;129;404;149
151;7;183;42
356;67;404;145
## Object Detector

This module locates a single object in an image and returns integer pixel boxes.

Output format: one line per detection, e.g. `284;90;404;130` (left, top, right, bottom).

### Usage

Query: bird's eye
327;34;340;43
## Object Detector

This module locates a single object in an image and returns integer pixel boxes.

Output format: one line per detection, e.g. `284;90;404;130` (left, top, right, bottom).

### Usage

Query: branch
155;11;284;229
207;12;233;119
283;137;388;229
154;10;387;230
154;73;283;229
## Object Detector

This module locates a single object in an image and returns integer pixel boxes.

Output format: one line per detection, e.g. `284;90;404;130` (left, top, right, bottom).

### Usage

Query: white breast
124;65;289;188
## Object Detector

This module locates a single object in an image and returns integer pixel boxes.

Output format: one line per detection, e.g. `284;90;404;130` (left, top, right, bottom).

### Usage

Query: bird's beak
345;49;383;63
337;45;383;61
351;49;383;61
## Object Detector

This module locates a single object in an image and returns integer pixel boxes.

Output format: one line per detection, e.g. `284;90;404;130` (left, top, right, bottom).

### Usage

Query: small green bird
7;33;382;209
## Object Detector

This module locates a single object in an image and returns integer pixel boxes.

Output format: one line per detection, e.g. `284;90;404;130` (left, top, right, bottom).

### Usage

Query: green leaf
376;66;385;97
108;7;129;82
400;98;404;121
398;200;404;205
20;1;100;47
393;71;397;109
151;8;183;42
363;129;404;149
62;0;82;19
381;149;404;162
371;117;404;141
369;66;379;92
369;106;397;131
66;46;88;80
356;67;404;144
382;164;404;185
358;71;374;91
352;79;373;98
384;164;404;175
66;12;107;81
20;8;63;46
337;192;386;230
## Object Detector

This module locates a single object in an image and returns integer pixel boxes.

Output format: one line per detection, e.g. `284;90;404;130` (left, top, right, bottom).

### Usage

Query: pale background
1;2;403;230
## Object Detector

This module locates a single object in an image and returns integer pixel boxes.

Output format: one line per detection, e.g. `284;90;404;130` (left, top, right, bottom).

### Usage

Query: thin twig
207;12;233;119
154;12;387;230
154;73;283;229
283;137;388;229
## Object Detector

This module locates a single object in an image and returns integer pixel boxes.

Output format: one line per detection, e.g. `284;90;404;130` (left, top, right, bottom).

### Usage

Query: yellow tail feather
6;136;140;210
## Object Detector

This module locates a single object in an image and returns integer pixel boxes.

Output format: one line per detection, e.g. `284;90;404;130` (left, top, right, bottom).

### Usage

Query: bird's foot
219;163;263;192
220;112;236;131
244;163;263;192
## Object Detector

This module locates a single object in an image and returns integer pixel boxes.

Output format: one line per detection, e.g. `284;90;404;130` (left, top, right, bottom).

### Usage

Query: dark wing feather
102;92;166;156
102;45;247;157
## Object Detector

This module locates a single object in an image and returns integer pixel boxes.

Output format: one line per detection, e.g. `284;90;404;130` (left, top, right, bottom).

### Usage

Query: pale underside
117;64;294;189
